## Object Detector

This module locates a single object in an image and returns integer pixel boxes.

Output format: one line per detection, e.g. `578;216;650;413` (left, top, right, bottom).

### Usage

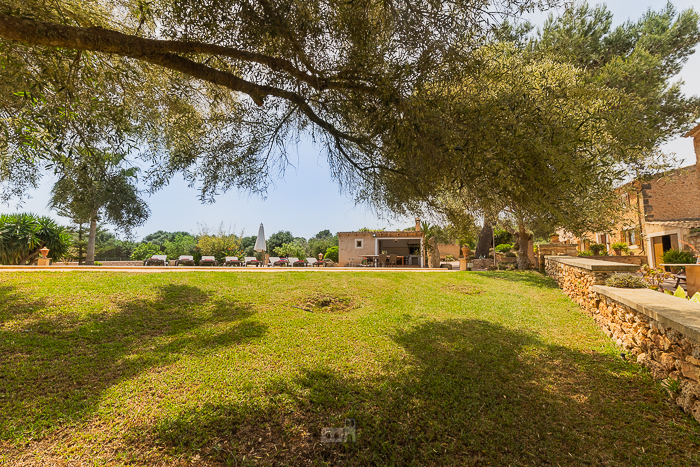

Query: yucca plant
0;213;71;264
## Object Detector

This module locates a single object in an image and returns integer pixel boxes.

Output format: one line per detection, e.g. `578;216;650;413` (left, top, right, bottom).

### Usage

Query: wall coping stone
545;255;639;272
591;285;700;342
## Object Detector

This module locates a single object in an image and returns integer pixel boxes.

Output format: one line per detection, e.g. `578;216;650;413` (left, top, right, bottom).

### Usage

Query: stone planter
550;235;559;243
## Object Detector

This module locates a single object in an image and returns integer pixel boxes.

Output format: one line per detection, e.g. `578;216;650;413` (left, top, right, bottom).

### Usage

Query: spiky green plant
0;213;71;264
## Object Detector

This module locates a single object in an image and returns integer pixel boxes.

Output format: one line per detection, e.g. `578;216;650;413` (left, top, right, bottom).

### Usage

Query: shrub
164;234;197;259
324;246;339;262
578;250;593;257
94;261;103;266
611;241;629;252
589;243;606;254
274;242;306;258
605;273;647;289
0;213;72;264
505;252;517;258
130;243;161;260
495;243;512;253
497;262;517;271
445;254;455;261
661;248;696;265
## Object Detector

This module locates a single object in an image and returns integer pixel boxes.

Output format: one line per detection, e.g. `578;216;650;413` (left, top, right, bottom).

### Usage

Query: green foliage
274;242;306;259
497;262;517;271
142;231;192;247
163;234;197;259
611;242;629;252
605;273;647;289
578;250;593;257
324;246;339;263
589;244;607;254
94;229;136;260
358;227;385;232
495;244;512;253
267;231;295;254
494;229;513;246
130;243;161;261
661;248;696;264
0;213;71;264
505;252;517;258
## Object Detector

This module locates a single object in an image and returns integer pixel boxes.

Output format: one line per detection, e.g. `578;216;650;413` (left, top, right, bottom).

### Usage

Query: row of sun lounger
143;255;325;267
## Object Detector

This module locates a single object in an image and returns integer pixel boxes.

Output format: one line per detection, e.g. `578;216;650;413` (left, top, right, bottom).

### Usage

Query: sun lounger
288;257;306;267
268;256;288;267
224;256;242;266
175;255;195;266
143;254;168;266
306;257;323;267
199;255;218;266
245;256;261;266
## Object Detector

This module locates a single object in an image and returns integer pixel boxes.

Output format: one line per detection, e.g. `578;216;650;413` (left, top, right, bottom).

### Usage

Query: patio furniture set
143;255;327;267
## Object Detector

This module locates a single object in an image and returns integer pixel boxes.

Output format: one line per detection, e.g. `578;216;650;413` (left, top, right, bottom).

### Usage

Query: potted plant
550;234;560;243
611;241;629;256
589;243;606;256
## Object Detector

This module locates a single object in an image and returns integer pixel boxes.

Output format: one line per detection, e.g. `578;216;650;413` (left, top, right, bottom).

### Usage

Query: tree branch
0;14;380;95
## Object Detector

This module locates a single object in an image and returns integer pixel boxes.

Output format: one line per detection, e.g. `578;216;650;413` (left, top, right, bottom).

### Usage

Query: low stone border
545;255;700;423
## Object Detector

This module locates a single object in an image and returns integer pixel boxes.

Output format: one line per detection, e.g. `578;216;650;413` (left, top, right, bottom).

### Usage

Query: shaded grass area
1;270;699;465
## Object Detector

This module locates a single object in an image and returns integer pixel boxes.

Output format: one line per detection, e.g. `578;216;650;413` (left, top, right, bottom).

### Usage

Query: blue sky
7;0;700;240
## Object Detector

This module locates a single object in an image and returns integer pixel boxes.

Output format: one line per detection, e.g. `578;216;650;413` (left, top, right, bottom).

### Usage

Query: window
625;230;637;246
355;239;364;249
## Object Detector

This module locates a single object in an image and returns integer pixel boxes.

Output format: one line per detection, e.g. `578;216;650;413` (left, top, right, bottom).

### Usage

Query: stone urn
38;246;51;266
461;246;471;258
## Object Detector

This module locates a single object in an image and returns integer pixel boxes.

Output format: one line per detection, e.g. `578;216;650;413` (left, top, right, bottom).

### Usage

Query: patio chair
288;257;306;267
199;255;218;266
224;256;242;266
674;272;687;288
175;255;195;266
269;256;288;267
377;253;387;267
306;257;323;267
245;256;261;267
388;254;397;267
143;254;168;266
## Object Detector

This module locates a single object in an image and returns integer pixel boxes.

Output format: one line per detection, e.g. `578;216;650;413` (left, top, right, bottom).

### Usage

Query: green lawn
1;271;699;466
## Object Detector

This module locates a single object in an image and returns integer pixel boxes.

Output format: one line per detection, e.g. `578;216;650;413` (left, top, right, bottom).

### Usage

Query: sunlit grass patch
1;270;699;465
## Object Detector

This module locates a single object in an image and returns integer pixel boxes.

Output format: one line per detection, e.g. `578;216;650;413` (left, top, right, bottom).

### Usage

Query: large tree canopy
0;0;545;203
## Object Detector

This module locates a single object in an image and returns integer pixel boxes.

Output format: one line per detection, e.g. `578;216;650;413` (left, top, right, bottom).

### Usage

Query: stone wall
545;255;700;423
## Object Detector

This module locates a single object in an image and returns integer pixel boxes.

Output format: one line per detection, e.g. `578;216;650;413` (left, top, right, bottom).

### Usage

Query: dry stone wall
545;256;700;424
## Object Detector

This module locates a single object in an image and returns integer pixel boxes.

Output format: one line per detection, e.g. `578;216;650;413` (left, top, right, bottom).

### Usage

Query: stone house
560;124;700;267
337;219;468;267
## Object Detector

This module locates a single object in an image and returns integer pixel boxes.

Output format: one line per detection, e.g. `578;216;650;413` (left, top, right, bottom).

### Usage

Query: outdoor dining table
661;263;700;297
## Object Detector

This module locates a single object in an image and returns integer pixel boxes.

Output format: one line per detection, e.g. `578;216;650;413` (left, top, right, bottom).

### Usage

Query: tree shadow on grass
124;319;700;466
480;270;560;289
0;284;267;443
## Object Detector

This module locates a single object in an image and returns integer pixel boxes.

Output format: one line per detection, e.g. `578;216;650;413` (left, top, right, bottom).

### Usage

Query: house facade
561;124;700;267
337;229;425;267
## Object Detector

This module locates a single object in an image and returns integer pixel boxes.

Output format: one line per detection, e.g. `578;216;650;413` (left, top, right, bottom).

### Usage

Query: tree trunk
475;219;493;258
78;223;84;265
428;236;440;268
85;211;98;265
516;219;531;270
19;242;45;265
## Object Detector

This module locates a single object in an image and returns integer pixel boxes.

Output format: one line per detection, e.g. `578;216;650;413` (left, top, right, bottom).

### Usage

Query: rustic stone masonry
545;256;700;423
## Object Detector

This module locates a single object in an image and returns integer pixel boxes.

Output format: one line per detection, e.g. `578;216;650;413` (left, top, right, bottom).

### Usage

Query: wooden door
653;237;664;267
